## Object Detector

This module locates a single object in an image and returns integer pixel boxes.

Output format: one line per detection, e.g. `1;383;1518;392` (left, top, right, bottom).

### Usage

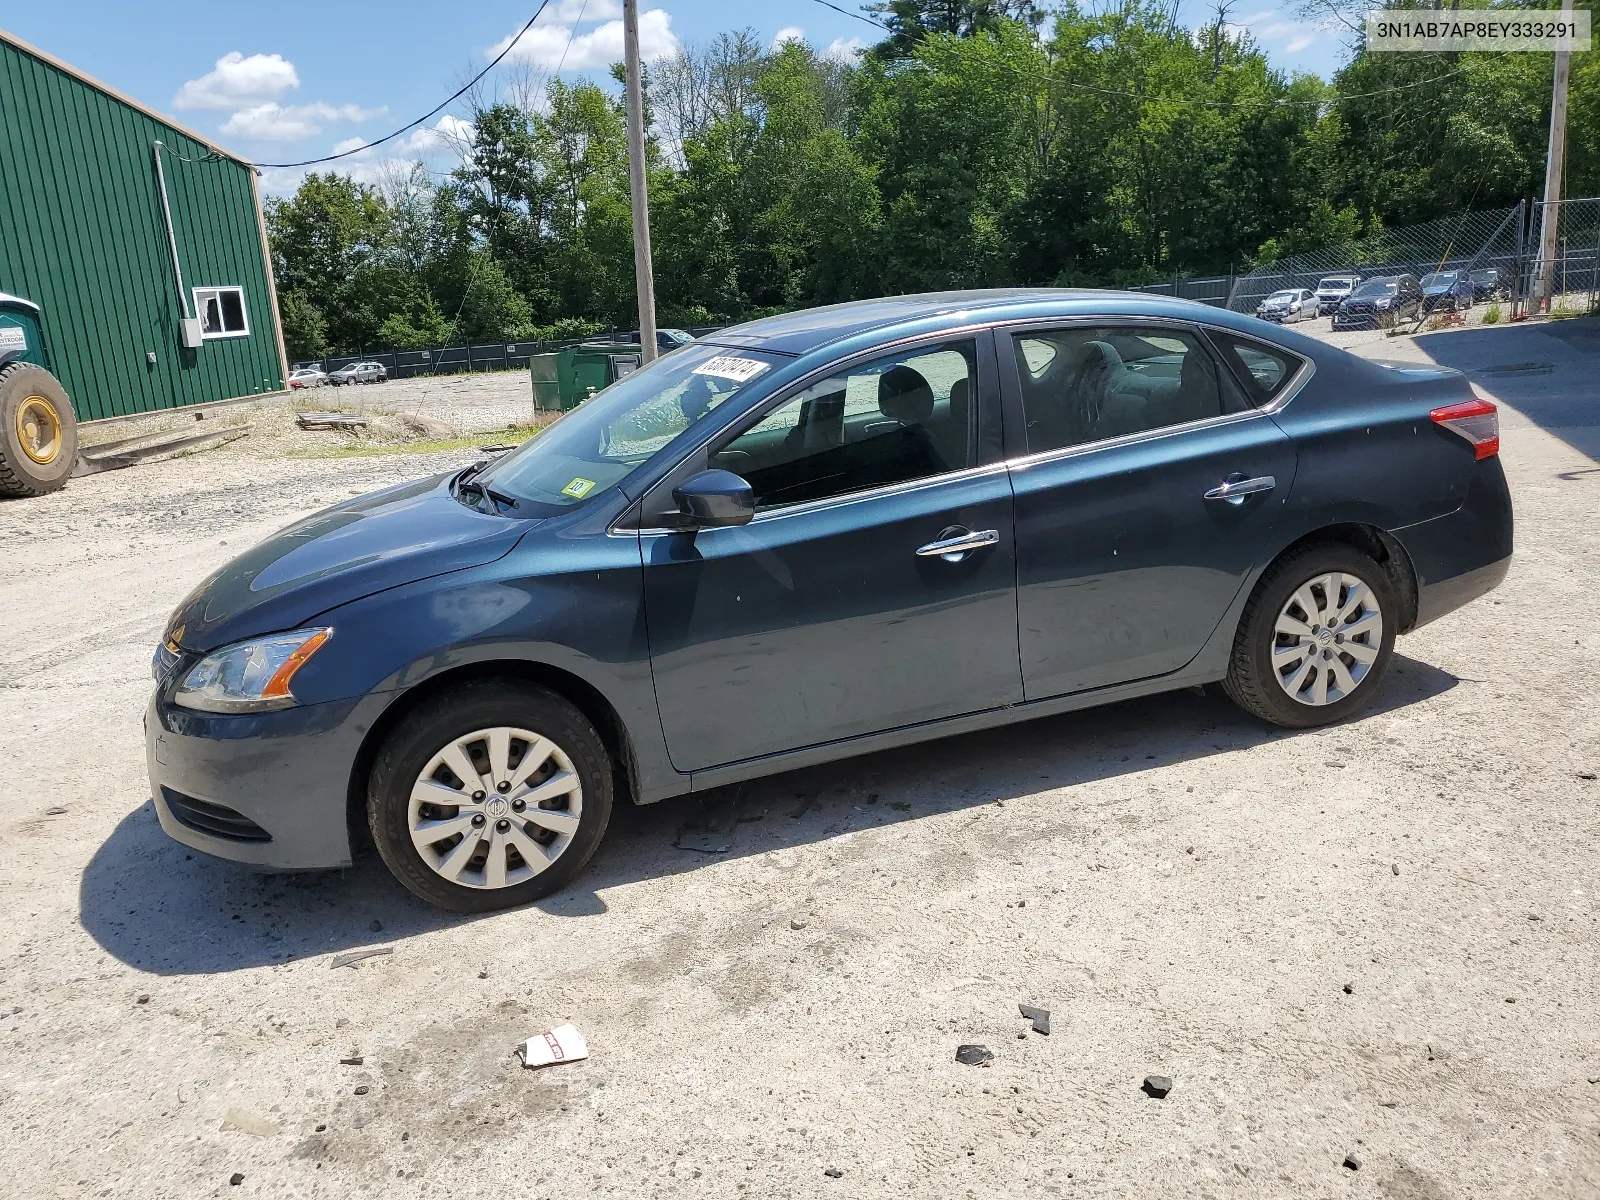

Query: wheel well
345;661;641;856
1266;523;1419;633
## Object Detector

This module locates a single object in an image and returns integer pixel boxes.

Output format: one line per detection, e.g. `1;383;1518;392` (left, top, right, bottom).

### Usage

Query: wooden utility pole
623;0;658;363
1535;0;1574;312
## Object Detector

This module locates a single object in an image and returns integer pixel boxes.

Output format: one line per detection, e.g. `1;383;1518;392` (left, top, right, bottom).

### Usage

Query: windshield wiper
457;477;519;513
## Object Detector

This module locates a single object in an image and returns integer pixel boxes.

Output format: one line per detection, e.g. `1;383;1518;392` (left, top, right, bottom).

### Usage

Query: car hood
165;474;532;653
1421;283;1454;295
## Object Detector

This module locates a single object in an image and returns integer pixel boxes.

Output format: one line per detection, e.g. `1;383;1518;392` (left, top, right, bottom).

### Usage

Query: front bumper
145;689;388;870
1390;456;1514;630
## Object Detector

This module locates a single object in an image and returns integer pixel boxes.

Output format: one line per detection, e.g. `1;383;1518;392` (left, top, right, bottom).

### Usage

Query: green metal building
0;28;286;422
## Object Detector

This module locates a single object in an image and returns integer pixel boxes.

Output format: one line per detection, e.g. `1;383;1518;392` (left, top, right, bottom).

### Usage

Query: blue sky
5;1;1349;193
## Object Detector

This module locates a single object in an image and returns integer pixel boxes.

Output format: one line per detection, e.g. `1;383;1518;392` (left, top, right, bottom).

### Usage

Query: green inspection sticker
561;477;597;499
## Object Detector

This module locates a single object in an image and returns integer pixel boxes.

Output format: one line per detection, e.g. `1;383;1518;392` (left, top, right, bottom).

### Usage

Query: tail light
1430;396;1499;460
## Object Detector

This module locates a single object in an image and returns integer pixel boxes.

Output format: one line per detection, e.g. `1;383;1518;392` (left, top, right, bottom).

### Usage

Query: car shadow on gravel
79;654;1458;976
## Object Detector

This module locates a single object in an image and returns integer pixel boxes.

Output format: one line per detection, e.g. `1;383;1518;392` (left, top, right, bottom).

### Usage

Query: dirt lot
2;322;1598;1198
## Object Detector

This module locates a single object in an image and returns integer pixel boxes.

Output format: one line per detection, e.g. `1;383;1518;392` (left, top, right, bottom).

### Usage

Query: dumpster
531;342;643;411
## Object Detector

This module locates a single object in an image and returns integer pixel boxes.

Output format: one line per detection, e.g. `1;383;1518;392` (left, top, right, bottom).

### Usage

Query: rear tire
367;681;613;912
1223;543;1397;729
0;362;77;497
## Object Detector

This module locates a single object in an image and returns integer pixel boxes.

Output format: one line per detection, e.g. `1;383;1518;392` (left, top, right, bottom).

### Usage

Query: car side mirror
673;469;755;529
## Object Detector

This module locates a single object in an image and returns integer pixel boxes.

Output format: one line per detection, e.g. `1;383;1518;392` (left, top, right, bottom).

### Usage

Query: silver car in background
1256;288;1315;323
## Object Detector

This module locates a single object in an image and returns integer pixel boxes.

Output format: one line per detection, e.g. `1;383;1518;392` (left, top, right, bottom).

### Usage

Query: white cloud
395;114;476;153
546;0;623;19
175;51;299;111
220;101;387;142
332;136;368;155
491;8;679;70
771;26;806;51
823;35;867;62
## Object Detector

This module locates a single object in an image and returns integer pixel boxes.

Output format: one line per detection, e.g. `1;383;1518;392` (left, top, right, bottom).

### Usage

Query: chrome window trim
1002;407;1268;473
631;460;1013;536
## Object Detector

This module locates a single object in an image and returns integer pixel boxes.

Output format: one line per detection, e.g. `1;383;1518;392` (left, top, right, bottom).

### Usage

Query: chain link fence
292;326;730;379
1527;197;1600;313
1225;203;1527;316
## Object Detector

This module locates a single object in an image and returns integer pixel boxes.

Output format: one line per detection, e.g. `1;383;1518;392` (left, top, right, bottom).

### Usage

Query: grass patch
1481;302;1501;325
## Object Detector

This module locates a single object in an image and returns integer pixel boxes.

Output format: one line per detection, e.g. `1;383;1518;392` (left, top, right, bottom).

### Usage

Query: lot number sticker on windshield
692;355;768;383
561;477;597;499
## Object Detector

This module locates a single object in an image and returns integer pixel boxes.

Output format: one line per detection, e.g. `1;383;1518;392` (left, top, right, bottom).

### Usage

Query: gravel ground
1;320;1598;1198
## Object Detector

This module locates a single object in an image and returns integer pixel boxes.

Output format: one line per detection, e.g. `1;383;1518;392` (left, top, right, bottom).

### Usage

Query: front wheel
367;681;614;912
1223;544;1397;729
0;361;78;497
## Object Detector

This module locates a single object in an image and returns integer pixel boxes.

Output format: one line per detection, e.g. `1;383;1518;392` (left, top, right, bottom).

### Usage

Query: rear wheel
1223;543;1397;729
0;362;77;497
367;681;613;912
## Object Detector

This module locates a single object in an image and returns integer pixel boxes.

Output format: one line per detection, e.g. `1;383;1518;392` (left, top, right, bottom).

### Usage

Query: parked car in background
288;367;327;389
329;362;388;386
608;328;696;354
1255;288;1316;323
147;288;1512;912
1468;268;1507;302
1315;274;1361;315
1420;271;1475;314
1332;275;1423;330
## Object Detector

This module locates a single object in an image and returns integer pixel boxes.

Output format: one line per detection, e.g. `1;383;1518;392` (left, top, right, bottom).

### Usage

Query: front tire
0;362;78;497
367;681;613;912
1223;543;1397;729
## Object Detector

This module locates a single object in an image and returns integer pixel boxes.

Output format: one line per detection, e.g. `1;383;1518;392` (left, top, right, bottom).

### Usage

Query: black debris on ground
1392;863;1401;876
229;1174;244;1186
1141;1075;1173;1099
354;1086;369;1096
955;1045;994;1067
1019;1004;1051;1035
368;920;383;932
136;994;150;1005
45;806;67;816
790;918;808;930
340;1056;364;1066
824;1167;844;1178
1343;983;1355;995
1343;1152;1363;1171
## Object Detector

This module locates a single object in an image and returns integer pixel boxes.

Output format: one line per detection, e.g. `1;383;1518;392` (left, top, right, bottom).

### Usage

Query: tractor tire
0;361;78;498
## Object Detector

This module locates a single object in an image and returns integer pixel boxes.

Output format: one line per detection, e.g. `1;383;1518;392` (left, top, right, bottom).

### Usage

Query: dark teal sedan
147;290;1512;911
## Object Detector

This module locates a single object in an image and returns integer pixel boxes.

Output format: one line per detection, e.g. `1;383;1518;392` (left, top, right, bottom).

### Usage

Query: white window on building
193;286;249;338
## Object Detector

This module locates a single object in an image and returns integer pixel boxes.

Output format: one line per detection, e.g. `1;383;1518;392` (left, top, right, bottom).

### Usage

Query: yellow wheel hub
16;395;62;465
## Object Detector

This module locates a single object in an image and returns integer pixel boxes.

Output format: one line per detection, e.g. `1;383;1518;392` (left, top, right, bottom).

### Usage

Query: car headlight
172;628;333;713
1375;298;1393;308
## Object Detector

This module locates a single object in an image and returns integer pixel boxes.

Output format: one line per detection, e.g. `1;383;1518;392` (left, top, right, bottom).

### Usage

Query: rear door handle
916;527;999;562
1204;475;1276;506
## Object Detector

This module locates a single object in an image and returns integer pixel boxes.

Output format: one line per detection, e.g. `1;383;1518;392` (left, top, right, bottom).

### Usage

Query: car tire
1222;542;1398;729
367;680;614;912
0;361;78;498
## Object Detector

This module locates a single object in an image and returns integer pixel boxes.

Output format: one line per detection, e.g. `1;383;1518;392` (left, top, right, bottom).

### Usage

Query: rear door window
1008;325;1249;454
1206;331;1306;407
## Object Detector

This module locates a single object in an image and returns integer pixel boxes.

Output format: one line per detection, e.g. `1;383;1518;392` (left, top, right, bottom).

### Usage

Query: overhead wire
251;0;552;170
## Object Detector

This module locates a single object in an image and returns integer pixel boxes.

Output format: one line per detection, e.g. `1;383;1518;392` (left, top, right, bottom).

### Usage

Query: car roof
701;288;1272;355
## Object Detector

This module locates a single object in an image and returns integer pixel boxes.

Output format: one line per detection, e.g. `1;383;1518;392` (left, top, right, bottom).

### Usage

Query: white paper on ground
517;1023;589;1068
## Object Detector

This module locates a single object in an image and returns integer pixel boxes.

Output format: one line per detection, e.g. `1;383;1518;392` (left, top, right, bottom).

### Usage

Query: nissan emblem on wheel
145;289;1513;911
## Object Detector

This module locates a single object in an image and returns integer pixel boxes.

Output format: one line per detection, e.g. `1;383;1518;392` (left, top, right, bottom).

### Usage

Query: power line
808;0;1466;111
251;1;552;170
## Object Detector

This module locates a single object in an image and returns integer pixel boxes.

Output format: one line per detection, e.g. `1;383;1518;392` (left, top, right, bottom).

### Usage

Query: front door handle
1204;475;1276;506
916;527;999;562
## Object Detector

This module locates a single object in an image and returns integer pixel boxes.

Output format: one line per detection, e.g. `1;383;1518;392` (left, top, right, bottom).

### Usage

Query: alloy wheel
408;726;583;890
1270;571;1384;707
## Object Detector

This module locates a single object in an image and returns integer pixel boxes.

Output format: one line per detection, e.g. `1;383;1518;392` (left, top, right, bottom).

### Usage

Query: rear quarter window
1207;331;1306;406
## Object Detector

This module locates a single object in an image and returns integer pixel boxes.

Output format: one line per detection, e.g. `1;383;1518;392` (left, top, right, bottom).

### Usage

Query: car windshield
1421;273;1457;288
474;343;785;514
1350;280;1398;298
1470;269;1496;281
1318;277;1355;289
1268;290;1298;302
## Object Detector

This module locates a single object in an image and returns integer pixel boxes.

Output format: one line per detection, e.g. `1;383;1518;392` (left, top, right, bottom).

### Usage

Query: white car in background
1315;274;1362;315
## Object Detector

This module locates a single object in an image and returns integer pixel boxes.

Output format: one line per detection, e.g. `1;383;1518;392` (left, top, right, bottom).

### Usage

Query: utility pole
623;0;658;363
1535;0;1574;312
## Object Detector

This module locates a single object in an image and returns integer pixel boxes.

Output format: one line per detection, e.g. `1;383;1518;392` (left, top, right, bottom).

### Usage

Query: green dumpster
531;342;643;412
